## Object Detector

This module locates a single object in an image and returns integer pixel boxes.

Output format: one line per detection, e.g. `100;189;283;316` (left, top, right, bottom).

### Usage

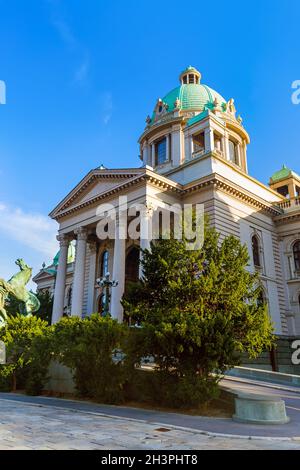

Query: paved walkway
0;395;299;450
1;377;300;439
0;384;300;450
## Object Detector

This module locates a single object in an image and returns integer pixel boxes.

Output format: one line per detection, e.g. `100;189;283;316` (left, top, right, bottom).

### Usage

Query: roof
270;165;300;183
151;83;226;124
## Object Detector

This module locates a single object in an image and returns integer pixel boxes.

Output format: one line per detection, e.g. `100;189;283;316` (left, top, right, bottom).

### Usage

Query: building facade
34;66;300;336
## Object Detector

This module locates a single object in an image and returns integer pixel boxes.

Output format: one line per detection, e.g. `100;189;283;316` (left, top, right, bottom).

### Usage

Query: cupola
179;66;201;85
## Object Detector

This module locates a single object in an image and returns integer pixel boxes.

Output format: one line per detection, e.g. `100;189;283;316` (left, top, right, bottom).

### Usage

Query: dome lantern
179;66;201;85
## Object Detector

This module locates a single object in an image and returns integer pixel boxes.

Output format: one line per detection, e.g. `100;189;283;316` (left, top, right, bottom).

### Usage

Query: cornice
52;167;283;222
51;169;183;220
49;169;144;218
184;173;283;216
138;116;184;143
164;151;285;200
273;210;300;225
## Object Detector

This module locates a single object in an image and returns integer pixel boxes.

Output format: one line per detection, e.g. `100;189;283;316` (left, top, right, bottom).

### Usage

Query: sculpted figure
0;259;40;326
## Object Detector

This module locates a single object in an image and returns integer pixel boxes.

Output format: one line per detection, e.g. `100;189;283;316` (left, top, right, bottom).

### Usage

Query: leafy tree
123;224;274;407
35;290;53;324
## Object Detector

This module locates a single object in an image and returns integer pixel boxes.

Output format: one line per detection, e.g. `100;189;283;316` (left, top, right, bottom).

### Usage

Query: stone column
52;234;70;324
288;183;296;199
236;143;241;166
243;141;248;172
86;241;97;316
71;227;88;317
151;143;156;168
204;128;214;153
190;135;194;157
110;214;126;322
139;205;153;278
166;134;170;162
172;125;182;166
224;132;230;160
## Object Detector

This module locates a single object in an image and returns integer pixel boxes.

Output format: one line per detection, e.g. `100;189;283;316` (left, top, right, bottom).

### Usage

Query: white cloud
0;203;58;258
73;57;90;85
47;3;90;85
101;92;113;125
52;17;77;49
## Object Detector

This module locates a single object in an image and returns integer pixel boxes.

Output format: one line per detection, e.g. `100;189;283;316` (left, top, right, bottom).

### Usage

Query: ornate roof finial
174;97;181;109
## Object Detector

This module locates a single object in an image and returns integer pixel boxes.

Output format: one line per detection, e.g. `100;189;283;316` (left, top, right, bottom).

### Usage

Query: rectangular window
155;138;167;165
214;134;223;152
192;132;205;153
229;140;238;164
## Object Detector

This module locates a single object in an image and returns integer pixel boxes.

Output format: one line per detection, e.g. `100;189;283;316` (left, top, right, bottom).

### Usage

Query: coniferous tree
123;224;274;407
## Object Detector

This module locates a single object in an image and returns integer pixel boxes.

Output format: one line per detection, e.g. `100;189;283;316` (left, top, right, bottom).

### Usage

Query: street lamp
96;272;118;317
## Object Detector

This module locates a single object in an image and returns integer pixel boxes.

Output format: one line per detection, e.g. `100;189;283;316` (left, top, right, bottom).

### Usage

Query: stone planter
233;392;290;425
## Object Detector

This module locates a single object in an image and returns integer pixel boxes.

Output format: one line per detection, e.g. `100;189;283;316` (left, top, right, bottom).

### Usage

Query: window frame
228;139;239;165
155;137;168;166
293;241;300;272
251;234;261;268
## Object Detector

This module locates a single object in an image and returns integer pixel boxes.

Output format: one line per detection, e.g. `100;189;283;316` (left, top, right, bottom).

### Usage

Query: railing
214;148;224;157
276;197;300;211
192;149;205;159
277;200;292;209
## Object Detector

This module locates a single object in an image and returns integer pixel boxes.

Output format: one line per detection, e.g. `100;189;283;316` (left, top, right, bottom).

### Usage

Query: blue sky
0;0;300;285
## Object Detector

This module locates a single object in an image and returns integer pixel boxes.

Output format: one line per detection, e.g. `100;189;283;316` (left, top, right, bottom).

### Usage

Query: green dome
151;83;226;123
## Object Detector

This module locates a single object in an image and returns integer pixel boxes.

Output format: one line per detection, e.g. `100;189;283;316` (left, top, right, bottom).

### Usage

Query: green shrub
53;315;128;404
25;328;54;395
0;315;50;393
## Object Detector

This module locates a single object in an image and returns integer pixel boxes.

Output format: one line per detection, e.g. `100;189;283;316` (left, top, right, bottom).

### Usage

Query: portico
50;190;159;324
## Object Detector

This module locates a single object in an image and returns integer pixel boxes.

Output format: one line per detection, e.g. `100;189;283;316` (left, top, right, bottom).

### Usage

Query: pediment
33;269;55;282
50;168;144;219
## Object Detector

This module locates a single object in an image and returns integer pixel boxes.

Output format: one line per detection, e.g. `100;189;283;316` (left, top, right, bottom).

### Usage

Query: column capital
74;227;88;241
144;202;154;217
56;234;71;247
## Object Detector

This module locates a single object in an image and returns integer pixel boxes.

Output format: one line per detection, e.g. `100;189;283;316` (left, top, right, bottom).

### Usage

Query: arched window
125;247;140;284
293;241;300;271
252;235;261;268
257;289;266;307
100;250;109;278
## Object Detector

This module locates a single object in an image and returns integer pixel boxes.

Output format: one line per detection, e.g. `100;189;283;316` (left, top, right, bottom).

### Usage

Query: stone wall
45;361;75;394
242;335;300;375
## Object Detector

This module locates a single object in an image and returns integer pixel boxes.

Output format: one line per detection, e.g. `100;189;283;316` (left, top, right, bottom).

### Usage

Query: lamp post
96;272;118;317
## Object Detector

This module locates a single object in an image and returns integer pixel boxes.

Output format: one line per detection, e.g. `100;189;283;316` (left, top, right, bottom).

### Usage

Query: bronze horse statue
0;259;40;326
